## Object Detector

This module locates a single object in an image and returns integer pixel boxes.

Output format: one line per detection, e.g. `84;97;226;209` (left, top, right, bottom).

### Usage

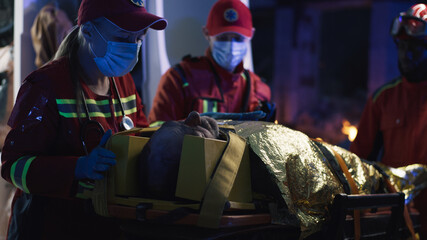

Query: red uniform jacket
1;57;148;239
148;50;271;124
350;76;427;235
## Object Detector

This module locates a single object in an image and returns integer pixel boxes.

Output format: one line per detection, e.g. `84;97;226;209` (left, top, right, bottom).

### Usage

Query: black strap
241;70;251;113
172;64;188;89
206;60;225;103
207;61;252;113
312;141;351;194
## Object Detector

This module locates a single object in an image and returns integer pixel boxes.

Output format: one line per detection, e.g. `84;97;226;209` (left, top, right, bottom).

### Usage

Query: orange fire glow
341;120;358;142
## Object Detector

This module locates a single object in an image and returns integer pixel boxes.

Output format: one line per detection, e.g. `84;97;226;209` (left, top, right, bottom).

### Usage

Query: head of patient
138;111;220;200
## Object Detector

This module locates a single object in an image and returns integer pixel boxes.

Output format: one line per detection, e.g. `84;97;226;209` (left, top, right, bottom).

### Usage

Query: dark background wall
249;0;419;145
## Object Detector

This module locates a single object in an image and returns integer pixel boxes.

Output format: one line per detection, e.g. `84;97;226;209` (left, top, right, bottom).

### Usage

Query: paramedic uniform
148;49;271;124
1;57;148;239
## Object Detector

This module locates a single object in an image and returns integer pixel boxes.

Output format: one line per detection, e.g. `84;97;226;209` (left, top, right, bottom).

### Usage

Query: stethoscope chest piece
120;115;134;130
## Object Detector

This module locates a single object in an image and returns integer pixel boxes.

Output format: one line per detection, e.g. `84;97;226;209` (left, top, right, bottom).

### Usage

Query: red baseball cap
78;0;167;32
205;0;253;38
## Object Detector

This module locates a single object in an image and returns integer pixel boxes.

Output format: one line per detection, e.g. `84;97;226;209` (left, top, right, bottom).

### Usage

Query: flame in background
341;120;358;142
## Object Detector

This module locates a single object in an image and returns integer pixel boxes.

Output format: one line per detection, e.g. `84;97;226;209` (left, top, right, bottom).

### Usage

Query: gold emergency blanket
376;163;427;204
222;121;427;237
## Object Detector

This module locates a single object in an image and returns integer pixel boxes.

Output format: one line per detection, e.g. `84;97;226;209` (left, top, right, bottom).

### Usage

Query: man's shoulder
372;77;403;103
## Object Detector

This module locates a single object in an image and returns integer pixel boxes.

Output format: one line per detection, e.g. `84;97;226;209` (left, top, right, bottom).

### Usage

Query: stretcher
92;125;421;240
99;192;420;240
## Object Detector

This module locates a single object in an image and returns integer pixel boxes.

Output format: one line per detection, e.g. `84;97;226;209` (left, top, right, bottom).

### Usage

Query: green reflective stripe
76;193;89;199
57;94;136;119
372;78;402;103
79;181;94;189
212;101;218;112
241;72;247;80
87;112;111;118
112;95;137;117
57;97;111;118
10;161;18;190
59;111;111;118
149;121;165;127
58;111;111;118
22;156;36;193
56;99;77;104
203;100;208;113
58;112;87;118
202;100;217;113
182;82;189;88
10;156;36;193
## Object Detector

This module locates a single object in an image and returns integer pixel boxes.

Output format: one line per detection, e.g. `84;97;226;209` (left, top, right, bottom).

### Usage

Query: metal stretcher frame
109;192;420;240
322;192;419;240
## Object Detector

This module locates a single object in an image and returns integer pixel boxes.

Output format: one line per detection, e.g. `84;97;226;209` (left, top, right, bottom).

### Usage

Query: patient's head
139;111;219;200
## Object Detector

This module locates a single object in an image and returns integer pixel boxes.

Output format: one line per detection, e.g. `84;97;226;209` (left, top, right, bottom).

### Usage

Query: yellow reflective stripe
149;121;165;127
22;156;36;193
124;107;137;115
112;94;136;104
114;107;137;117
241;72;247;80
84;98;110;105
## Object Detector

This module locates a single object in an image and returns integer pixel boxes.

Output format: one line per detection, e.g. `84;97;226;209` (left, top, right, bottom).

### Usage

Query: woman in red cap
148;0;274;125
1;0;166;239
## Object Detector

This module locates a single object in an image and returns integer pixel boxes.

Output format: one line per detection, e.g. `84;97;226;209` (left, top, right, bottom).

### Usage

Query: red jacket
1;57;148;239
350;76;427;167
148;50;271;124
350;76;427;235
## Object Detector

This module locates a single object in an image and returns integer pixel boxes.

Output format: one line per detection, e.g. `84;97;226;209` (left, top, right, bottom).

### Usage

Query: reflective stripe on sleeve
10;156;36;193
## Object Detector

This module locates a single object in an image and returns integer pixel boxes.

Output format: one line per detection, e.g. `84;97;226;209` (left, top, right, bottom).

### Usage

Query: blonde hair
54;26;86;120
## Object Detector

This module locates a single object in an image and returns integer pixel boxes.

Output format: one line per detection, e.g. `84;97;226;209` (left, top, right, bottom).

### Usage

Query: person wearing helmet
350;3;427;237
0;0;167;239
148;0;274;125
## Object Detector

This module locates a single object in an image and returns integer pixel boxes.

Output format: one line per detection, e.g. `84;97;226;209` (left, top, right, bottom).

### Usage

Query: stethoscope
79;77;134;155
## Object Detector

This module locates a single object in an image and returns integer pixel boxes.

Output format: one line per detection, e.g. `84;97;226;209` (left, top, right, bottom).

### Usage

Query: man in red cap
1;0;166;239
351;3;427;237
148;0;274;125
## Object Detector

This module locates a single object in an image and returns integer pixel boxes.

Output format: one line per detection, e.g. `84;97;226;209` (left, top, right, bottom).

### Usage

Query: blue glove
75;129;116;180
200;111;266;121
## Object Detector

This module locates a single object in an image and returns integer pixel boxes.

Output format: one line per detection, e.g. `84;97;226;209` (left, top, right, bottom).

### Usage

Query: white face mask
90;25;141;77
212;40;247;72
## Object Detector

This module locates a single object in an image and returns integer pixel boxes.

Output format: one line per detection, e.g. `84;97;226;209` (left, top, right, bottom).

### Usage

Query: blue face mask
90;25;141;77
212;40;247;72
